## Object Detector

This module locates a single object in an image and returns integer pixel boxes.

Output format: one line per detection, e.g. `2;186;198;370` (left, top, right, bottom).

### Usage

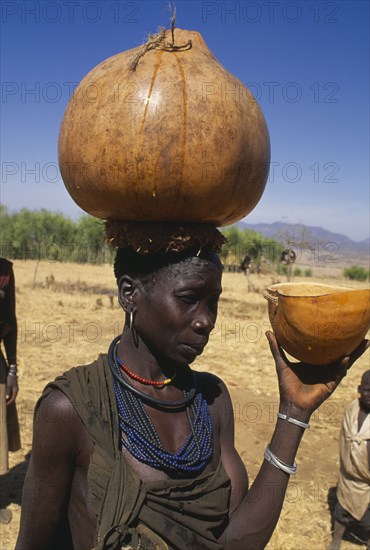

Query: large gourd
58;29;270;225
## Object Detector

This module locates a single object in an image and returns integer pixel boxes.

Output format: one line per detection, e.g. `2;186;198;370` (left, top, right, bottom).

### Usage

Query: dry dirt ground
1;260;369;550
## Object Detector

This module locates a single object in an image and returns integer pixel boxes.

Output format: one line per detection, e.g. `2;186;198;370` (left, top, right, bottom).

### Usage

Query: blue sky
1;0;369;241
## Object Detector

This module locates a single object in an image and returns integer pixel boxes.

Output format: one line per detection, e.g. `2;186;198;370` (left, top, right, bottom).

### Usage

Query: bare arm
219;333;369;550
3;264;17;366
16;390;77;550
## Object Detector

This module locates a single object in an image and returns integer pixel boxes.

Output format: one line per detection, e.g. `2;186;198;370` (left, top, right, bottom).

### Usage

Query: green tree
6;209;76;260
221;227;283;272
343;266;369;281
74;216;108;263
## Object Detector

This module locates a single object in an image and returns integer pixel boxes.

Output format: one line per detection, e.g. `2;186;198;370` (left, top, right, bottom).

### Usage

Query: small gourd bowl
264;283;370;365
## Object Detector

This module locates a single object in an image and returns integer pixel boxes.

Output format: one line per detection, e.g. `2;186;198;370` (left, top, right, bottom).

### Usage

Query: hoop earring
129;310;139;348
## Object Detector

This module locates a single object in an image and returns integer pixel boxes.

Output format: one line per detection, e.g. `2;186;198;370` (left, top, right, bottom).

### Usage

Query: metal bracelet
264;445;297;475
8;371;18;378
277;412;310;430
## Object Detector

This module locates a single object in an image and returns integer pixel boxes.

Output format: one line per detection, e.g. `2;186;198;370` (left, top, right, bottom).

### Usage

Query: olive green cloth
37;355;231;549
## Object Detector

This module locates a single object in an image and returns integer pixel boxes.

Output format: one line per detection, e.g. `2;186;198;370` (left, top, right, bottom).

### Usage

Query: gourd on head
58;28;270;228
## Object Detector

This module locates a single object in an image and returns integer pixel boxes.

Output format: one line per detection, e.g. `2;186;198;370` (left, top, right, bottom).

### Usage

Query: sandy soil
1;260;369;550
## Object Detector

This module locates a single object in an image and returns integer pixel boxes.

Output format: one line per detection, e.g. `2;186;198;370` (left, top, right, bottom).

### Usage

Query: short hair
114;246;222;289
360;370;370;386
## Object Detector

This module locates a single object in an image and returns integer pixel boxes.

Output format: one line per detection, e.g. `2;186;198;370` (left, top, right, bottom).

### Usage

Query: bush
276;264;288;275
0;206;109;264
343;266;369;281
304;268;313;277
293;267;302;277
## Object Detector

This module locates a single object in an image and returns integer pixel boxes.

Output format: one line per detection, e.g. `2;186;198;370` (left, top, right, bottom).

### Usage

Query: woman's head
114;247;223;365
114;246;222;291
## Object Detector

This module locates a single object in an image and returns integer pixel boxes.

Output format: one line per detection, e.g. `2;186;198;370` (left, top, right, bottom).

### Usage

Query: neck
117;327;179;382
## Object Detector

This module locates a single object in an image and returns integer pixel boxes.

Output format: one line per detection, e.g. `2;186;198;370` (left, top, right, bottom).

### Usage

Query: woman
16;245;368;549
0;257;21;524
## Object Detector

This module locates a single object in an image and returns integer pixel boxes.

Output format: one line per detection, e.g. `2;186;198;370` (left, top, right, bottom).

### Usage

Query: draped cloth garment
37;355;231;549
336;399;370;521
0;258;21;475
0;350;22;474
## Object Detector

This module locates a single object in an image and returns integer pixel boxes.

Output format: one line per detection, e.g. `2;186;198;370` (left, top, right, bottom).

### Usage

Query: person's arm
16;390;77;550
3;264;17;364
219;332;369;550
357;408;370;469
3;265;18;404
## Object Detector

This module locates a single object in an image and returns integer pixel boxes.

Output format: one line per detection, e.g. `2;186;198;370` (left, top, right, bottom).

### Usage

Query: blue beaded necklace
108;337;213;476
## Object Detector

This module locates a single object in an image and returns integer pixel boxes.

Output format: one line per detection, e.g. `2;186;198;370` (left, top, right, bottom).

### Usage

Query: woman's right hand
266;331;369;416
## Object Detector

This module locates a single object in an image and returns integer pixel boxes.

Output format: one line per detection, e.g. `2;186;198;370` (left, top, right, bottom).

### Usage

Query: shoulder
35;388;80;434
34;388;94;467
0;258;13;269
42;355;106;397
341;399;360;430
37;387;76;412
194;370;228;398
0;258;14;287
0;258;13;277
194;371;234;415
344;398;359;415
36;355;111;433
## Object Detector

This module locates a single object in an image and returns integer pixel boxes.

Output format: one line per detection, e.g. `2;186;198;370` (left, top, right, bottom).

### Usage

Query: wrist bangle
264;445;297;475
8;365;18;377
277;412;310;430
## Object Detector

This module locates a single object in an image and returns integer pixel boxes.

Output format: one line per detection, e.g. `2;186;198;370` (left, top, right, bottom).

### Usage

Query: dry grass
1;260;369;549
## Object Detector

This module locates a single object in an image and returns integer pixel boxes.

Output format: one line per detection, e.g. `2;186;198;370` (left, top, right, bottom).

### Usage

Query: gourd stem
169;2;176;47
130;6;192;71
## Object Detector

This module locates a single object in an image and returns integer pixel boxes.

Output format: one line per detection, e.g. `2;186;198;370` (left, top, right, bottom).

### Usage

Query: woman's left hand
6;373;19;405
266;331;369;414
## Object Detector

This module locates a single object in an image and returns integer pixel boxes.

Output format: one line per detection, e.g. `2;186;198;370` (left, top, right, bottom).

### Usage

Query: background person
0;258;21;524
329;370;370;550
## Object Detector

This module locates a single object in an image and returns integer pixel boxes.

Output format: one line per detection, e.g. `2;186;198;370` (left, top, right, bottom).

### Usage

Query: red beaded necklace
117;355;176;387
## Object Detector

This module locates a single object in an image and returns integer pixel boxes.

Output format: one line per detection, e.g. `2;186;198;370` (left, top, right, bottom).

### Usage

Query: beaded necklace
108;337;196;410
117;354;176;387
108;337;213;476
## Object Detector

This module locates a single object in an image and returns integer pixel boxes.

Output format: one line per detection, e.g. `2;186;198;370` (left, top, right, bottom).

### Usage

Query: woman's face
134;261;222;366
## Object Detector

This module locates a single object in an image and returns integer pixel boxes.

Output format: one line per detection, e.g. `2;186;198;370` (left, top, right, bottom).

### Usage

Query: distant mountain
235;221;369;260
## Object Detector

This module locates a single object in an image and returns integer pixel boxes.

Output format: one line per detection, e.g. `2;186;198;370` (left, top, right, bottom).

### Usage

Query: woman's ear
118;275;139;312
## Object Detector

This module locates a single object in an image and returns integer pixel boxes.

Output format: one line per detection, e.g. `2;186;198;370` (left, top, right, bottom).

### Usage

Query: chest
358;409;369;431
67;400;221;545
